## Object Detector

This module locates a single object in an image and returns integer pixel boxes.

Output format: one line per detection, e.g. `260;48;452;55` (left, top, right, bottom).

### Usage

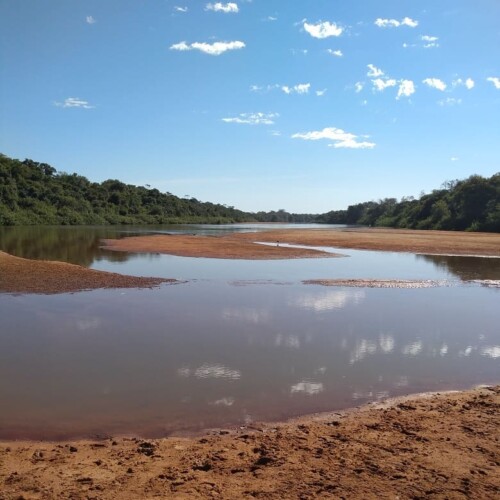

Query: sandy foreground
0;386;498;499
102;227;500;259
0;251;175;294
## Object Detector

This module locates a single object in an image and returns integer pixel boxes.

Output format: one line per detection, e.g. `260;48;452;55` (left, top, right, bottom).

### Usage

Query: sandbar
102;227;500;259
102;234;337;259
0;251;175;294
0;386;498;499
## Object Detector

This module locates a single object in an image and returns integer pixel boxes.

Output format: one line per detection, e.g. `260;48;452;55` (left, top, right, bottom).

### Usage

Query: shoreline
1;385;498;498
0;251;176;294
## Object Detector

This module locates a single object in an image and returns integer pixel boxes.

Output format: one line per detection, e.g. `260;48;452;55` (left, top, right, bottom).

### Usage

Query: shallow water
0;225;499;439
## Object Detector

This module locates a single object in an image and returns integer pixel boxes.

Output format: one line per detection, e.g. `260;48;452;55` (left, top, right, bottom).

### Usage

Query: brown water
0;225;499;439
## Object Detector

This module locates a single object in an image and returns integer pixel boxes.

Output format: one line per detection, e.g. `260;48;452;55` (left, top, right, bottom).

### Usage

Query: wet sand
303;279;451;288
0;251;175;294
1;386;498;499
102;227;500;259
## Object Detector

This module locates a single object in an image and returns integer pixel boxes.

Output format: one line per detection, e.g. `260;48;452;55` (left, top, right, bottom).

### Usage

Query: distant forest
0;154;499;231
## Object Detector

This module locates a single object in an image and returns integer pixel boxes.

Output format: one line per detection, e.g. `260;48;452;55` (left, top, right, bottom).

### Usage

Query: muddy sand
0;251;175;294
102;227;500;259
0;386;498;499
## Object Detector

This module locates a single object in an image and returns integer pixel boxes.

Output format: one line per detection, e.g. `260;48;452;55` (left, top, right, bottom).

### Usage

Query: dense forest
318;173;500;232
1;153;499;231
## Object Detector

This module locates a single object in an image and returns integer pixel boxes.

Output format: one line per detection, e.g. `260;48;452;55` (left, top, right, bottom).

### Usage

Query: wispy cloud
170;40;245;55
222;112;278;125
421;35;439;48
423;78;447;91
367;64;384;77
281;83;310;95
375;17;418;28
303;20;343;38
316;89;327;97
438;97;462;106
292;127;375;149
354;82;364;93
327;49;343;57
205;2;239;13
174;6;188;13
264;16;277;22
487;77;500;89
54;97;95;109
86;16;96;24
250;83;312;95
397;80;415;99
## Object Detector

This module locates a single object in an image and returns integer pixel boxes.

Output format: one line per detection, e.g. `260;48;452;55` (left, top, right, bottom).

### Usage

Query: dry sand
0;251;175;294
102;234;336;260
234;227;500;257
1;386;498;499
101;227;500;260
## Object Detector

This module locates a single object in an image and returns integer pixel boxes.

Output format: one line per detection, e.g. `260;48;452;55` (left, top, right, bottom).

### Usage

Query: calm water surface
0;225;499;439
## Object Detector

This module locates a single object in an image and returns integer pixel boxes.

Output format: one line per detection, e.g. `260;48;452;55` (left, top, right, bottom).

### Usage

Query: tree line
1;154;498;231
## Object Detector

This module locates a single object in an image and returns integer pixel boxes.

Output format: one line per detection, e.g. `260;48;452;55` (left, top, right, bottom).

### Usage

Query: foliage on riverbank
319;173;500;232
1;153;498;231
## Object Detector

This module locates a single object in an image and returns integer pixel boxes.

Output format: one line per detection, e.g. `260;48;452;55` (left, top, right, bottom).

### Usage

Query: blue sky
1;0;499;213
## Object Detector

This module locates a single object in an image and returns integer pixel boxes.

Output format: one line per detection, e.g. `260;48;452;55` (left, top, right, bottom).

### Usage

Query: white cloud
423;78;447;91
453;78;475;90
421;35;439;48
281;83;310;95
367;64;384;77
205;2;239;13
397;79;415;99
450;157;459;162
86;16;96;24
487;77;500;89
303;20;343;38
438;97;462;106
354;82;364;93
292;127;376;149
264;16;277;22
465;78;475;90
54;97;95;109
327;49;343;57
375;17;418;28
222;112;278;125
316;89;327;97
174;6;188;13
170;40;245;55
372;78;397;91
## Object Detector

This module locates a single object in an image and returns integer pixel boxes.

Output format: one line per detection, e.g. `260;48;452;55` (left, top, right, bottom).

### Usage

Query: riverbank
102;227;500;259
1;385;498;499
0;251;175;294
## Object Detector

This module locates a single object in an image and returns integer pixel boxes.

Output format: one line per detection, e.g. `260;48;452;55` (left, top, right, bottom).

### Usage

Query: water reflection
291;289;365;311
418;254;500;281
0;282;498;439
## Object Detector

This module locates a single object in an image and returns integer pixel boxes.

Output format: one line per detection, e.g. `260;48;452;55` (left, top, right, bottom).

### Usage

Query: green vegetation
1;154;498;231
0;154;253;225
319;174;500;232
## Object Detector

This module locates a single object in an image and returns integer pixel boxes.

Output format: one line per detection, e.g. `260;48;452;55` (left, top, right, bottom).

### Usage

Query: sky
1;0;499;213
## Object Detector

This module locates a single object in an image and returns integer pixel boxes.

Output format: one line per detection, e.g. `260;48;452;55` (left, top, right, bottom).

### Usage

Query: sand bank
234;227;500;257
101;228;500;259
303;279;451;288
0;251;175;294
0;386;498;499
102;234;337;259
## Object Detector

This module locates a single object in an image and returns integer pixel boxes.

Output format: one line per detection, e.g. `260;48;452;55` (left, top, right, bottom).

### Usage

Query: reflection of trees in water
417;254;500;281
0;226;131;267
